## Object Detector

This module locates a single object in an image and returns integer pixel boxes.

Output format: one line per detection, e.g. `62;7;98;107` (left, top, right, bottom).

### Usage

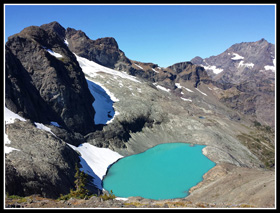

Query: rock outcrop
167;61;212;87
65;27;131;70
5;120;81;198
5;22;100;198
5;24;96;136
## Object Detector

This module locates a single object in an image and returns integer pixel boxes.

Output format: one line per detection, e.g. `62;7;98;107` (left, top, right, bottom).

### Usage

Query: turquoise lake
103;143;216;200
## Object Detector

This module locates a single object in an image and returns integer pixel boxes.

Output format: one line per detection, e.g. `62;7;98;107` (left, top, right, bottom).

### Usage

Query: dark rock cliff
5;24;96;135
65;27;131;69
5;22;102;198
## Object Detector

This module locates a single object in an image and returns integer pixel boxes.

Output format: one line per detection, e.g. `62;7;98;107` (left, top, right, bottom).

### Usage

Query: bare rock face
5;24;96;135
5;120;81;198
65;27;131;69
166;61;212;87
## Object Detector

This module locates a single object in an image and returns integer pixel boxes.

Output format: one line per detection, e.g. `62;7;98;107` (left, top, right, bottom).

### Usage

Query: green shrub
99;190;116;201
6;194;29;203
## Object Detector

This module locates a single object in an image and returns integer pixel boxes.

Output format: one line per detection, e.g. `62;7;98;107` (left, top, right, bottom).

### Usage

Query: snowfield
86;79;116;125
67;143;123;190
74;54;125;124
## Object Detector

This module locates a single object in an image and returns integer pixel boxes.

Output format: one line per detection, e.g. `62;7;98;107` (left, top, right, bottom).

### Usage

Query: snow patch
67;143;123;190
4;107;26;124
231;53;244;60
156;85;170;92
34;122;57;137
238;61;254;68
185;88;194;93
50;121;60;127
86;79;115;125
195;88;207;96
181;97;192;102
4;133;20;154
4;107;26;153
264;59;276;72
75;54;140;83
115;197;129;201
46;49;63;58
202;64;223;74
64;39;69;46
175;83;194;93
106;111;120;124
88;79;119;103
175;83;182;89
152;68;159;73
134;63;143;70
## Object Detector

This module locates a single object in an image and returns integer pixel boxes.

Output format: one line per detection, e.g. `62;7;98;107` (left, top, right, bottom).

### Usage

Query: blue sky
5;4;275;67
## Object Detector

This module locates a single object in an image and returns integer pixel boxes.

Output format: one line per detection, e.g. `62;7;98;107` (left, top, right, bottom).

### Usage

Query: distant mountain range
60;20;275;127
191;38;275;84
191;39;275;127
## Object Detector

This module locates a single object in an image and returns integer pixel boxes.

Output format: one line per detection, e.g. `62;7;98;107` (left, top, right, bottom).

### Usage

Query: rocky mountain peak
94;37;119;49
66;27;89;40
40;21;66;40
191;39;275;83
258;38;268;44
65;27;128;69
11;25;47;43
190;39;275;127
190;56;204;65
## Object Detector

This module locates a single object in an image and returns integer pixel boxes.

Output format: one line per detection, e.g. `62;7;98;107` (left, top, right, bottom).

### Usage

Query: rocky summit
191;39;275;127
4;21;275;208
